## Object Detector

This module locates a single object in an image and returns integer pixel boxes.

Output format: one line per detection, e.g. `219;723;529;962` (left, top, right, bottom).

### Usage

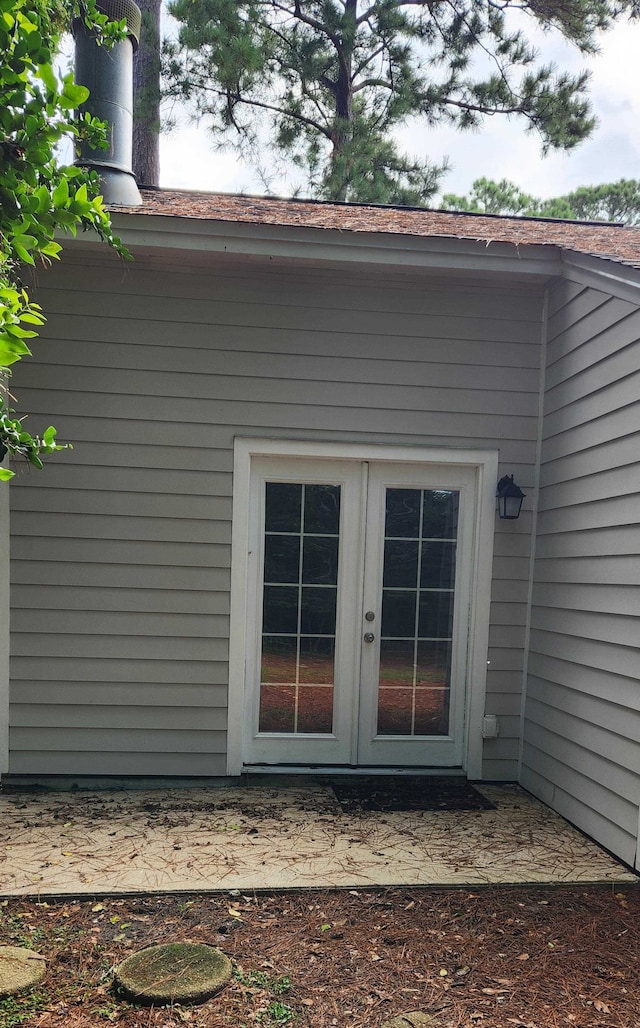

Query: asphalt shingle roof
112;188;640;267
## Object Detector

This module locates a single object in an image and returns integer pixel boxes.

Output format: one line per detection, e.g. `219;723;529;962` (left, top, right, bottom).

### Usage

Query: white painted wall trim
0;483;9;772
517;284;549;777
226;440;254;776
227;438;498;778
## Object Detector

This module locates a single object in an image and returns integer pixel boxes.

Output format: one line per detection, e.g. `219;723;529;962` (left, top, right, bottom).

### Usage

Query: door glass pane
304;484;341;534
377;488;458;737
262;585;298;634
383;539;419;588
264;535;300;584
265;482;302;533
259;482;340;734
422;490;458;538
299;637;335;684
302;536;339;584
261;635;297;683
301;586;338;634
421;541;455;589
418;590;454;638
381;590;417;637
384;488;421;538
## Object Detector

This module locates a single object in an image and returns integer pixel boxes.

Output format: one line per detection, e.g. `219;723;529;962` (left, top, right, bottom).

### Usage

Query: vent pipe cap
74;0;142;49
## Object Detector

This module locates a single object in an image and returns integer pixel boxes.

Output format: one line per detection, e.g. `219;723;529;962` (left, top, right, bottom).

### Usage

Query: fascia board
104;211;562;277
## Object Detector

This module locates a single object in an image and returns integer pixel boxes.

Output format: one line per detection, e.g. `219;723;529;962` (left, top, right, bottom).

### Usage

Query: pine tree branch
196;83;333;139
352;77;393;93
319;74;337;96
279;1;341;47
442;95;535;116
281;0;353;97
436;0;517;103
352;43;388;81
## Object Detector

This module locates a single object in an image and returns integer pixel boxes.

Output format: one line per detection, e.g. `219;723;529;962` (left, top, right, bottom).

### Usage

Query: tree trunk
329;0;356;201
132;0;161;187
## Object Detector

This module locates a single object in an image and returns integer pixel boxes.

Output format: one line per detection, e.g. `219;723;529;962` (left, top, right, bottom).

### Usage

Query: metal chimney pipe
73;0;143;205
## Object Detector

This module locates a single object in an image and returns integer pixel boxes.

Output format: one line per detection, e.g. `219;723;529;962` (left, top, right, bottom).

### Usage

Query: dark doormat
330;776;496;812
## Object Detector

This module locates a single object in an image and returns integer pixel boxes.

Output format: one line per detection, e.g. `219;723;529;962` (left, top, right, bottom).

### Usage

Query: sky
158;10;640;203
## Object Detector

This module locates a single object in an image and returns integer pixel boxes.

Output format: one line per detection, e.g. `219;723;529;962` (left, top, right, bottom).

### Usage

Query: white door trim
227;439;498;778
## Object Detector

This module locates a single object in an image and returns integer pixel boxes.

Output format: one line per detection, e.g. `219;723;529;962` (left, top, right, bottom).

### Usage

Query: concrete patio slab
0;782;635;897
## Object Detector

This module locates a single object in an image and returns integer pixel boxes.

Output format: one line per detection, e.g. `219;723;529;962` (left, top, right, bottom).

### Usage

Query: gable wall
9;250;543;778
521;274;640;869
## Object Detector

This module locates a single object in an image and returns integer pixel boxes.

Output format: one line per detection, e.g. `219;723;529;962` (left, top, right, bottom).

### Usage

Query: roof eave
105;209;564;278
561;248;640;302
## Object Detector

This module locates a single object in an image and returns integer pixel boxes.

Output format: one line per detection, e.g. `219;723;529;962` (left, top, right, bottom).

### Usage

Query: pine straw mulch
0;884;638;1028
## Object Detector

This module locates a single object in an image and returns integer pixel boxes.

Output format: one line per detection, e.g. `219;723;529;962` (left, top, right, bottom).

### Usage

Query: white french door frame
227;439;498;778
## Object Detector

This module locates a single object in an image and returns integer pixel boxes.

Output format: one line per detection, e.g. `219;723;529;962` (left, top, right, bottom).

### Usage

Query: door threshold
243;765;466;777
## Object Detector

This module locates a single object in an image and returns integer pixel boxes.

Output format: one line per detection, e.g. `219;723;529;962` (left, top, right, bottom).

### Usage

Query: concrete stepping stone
0;946;46;997
114;942;232;1005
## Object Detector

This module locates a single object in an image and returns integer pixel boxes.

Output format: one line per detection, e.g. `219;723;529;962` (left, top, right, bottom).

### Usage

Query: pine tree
164;0;640;205
441;178;640;225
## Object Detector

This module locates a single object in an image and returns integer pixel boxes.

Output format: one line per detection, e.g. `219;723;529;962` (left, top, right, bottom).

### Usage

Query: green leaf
19;312;46;325
5;325;37;341
0;468;15;481
35;184;51;213
0;348;25;367
13;241;35;265
60;77;89;108
14;233;37;252
38;62;57;93
52;177;69;206
40;241;62;259
53;209;77;227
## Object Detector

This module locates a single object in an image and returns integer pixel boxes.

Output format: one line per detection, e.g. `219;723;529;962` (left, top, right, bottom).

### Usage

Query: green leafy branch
0;0;129;478
0;392;71;481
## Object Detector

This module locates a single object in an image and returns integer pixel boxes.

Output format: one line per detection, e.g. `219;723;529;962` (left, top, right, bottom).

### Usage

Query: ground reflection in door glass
259;482;340;734
377;640;451;735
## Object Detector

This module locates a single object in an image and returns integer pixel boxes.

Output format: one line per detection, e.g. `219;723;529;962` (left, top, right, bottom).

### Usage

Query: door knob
364;632;375;643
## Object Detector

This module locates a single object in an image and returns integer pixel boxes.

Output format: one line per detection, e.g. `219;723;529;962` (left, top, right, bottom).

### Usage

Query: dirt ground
1;884;638;1028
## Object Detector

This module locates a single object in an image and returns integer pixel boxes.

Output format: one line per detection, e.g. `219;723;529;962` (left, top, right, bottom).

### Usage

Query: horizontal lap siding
10;251;543;777
522;277;640;869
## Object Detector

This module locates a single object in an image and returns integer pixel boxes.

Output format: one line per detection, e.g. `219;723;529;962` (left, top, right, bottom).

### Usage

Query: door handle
363;632;375;643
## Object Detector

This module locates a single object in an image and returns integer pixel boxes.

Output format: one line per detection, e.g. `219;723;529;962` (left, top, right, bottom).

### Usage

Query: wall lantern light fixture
496;474;526;520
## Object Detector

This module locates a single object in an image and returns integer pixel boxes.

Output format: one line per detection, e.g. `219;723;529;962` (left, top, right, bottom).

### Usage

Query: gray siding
10;249;543;777
522;275;640;869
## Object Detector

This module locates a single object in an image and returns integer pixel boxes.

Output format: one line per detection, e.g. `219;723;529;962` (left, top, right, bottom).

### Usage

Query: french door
243;457;477;768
